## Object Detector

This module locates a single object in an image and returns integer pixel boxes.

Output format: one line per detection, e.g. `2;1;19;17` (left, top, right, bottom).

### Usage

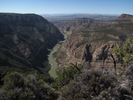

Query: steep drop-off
54;14;133;72
0;13;64;76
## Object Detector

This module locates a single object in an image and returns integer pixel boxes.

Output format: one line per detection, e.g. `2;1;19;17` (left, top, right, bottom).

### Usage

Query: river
48;32;67;78
48;43;60;78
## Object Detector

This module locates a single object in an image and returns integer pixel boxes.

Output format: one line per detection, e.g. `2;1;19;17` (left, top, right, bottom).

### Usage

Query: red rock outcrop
117;14;133;20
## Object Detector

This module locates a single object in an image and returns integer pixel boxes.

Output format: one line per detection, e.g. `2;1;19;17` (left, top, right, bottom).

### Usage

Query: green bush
52;65;83;91
113;37;133;69
0;71;58;100
59;69;117;100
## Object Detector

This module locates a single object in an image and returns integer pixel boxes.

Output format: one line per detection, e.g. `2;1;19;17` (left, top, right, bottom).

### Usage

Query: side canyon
53;14;133;72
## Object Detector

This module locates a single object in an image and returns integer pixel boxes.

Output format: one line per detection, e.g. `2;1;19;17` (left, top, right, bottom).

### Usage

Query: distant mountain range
41;14;119;24
41;13;119;17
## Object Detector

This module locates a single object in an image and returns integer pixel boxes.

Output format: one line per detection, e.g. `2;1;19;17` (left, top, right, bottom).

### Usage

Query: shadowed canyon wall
0;13;64;76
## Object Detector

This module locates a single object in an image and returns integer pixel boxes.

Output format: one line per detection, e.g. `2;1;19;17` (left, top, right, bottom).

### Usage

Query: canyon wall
0;13;64;76
54;14;133;72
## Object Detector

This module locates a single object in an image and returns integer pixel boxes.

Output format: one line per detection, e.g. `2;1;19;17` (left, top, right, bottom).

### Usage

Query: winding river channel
48;43;60;78
48;33;67;78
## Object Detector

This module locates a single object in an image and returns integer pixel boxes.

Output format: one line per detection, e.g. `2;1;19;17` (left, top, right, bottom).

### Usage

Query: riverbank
48;41;64;78
48;31;67;78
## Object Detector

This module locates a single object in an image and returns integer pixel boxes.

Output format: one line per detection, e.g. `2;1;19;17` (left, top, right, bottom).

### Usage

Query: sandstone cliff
117;14;133;21
54;14;133;72
54;18;118;37
54;18;94;35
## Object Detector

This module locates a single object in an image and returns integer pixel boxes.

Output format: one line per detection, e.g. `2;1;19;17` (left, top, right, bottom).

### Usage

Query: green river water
48;32;66;78
48;43;61;78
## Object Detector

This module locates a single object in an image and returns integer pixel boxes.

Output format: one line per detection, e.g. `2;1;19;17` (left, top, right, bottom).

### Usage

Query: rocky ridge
54;14;133;72
55;18;94;35
117;14;133;20
0;13;64;76
55;18;119;36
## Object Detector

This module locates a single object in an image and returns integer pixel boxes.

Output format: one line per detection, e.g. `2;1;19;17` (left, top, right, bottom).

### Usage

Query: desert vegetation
0;13;133;100
0;71;58;100
0;37;133;100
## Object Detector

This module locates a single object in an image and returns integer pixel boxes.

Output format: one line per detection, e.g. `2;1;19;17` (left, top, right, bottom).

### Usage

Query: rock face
55;18;94;35
54;18;119;36
54;14;133;72
0;13;64;76
117;14;133;20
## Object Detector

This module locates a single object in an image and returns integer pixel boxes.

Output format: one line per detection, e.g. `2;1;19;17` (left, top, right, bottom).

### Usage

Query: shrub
59;69;117;100
113;37;133;69
0;71;59;100
52;65;82;91
59;65;133;100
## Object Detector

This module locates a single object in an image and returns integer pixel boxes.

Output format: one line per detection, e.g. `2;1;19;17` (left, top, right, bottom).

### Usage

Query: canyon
0;13;64;77
43;14;118;24
53;14;133;72
0;13;133;100
0;13;133;78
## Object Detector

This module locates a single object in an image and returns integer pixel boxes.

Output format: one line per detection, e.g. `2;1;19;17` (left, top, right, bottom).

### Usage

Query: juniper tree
113;37;133;69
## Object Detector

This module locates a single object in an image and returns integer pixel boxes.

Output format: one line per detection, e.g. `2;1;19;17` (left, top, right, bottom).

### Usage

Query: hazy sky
0;0;133;15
